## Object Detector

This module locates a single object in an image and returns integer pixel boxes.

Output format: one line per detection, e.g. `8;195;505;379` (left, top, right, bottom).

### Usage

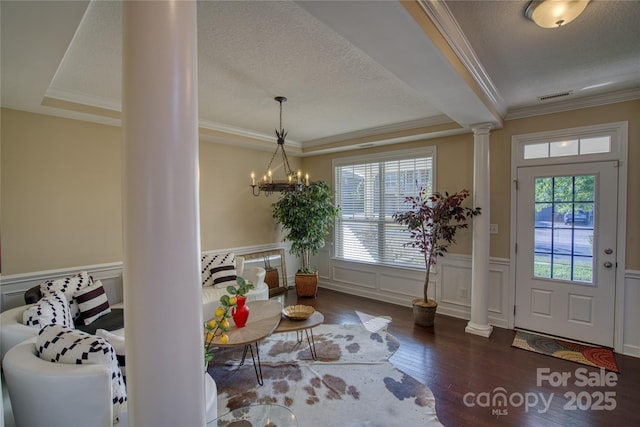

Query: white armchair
0;304;37;363
2;338;127;427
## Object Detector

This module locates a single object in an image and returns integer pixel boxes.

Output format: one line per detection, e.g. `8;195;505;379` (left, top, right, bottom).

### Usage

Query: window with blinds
333;148;435;268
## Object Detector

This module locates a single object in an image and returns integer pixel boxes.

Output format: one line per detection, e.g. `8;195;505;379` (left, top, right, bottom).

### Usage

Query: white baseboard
623;344;640;358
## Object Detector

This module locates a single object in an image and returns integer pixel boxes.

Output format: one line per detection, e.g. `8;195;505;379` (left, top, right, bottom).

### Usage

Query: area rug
512;330;619;373
356;310;392;333
210;323;443;426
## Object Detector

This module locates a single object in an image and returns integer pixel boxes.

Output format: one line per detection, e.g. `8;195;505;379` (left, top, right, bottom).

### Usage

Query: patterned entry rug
512;330;620;373
209;323;443;426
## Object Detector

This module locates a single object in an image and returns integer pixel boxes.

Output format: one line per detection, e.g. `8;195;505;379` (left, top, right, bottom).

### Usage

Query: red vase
232;296;250;328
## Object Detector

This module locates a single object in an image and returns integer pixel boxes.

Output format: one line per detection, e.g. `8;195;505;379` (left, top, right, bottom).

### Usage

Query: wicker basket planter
264;269;280;290
295;272;319;298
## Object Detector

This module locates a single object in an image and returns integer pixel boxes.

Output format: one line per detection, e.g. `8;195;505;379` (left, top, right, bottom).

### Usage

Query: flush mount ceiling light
250;96;307;197
525;0;591;28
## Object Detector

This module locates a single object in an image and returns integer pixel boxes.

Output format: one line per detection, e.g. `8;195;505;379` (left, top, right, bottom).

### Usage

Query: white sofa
201;256;268;305
0;255;268;363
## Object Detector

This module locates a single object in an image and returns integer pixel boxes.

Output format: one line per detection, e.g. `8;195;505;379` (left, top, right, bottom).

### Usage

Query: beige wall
2;109;123;274
0;108;288;274
303;99;640;269
2;100;638;274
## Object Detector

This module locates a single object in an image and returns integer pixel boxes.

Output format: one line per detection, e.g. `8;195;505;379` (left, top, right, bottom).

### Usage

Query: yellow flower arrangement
204;299;233;364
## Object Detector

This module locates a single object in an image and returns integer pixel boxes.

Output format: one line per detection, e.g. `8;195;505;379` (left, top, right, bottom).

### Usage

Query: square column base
465;321;493;338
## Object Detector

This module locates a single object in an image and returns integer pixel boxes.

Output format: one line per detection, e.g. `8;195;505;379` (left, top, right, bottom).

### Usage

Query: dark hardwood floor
284;288;639;427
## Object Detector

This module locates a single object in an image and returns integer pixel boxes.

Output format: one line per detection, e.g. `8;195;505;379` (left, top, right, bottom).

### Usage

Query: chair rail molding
0;243;294;311
1;262;124;310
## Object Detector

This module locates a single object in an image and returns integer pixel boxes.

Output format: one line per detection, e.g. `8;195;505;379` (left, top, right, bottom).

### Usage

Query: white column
122;2;205;426
466;124;493;338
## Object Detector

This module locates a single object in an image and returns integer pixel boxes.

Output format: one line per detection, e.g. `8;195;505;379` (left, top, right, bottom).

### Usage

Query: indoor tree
393;188;481;326
272;181;339;297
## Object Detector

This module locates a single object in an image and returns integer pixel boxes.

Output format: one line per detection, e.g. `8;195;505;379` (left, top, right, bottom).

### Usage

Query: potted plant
393;188;481;326
272;181;339;297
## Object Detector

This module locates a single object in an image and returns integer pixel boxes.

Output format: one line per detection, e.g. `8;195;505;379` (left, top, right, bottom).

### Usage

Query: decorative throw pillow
75;280;111;325
96;329;126;381
23;290;74;329
201;253;237;288
37;325;127;422
40;271;93;319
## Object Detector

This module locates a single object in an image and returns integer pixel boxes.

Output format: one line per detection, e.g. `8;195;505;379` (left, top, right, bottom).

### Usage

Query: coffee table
212;300;282;385
274;310;324;360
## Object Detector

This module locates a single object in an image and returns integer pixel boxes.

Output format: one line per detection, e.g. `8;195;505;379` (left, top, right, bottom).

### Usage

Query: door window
534;175;595;284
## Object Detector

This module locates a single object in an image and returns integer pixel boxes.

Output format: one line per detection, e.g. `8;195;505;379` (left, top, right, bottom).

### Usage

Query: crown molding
416;0;506;117
197;119;303;149
505;88;640;120
45;87;121;112
303;114;455;148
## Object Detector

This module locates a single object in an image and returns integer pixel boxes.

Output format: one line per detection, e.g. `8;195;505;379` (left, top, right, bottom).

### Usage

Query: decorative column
465;124;494;338
122;2;205;426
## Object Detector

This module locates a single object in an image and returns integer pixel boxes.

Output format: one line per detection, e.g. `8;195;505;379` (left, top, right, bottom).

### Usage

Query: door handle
603;261;613;268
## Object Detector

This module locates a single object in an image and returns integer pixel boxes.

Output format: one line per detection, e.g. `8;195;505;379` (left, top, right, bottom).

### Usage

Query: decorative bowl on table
282;305;315;320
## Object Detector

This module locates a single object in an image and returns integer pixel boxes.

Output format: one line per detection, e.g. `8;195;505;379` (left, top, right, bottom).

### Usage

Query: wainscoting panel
439;262;471;307
332;263;378;290
317;250;511;328
379;271;425;297
1;244;293;312
1;263;124;311
623;270;640;357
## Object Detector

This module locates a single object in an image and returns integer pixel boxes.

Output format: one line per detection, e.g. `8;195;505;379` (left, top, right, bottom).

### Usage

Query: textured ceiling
2;0;639;154
446;0;640;111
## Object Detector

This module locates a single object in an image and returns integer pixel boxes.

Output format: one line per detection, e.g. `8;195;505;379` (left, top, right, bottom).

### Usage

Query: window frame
332;146;437;268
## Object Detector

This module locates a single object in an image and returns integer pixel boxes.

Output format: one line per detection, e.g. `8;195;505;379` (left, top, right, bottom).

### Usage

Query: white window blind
334;150;434;268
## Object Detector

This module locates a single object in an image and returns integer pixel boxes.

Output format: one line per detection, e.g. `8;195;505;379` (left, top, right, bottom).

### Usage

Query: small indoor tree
393;188;481;326
272;181;339;297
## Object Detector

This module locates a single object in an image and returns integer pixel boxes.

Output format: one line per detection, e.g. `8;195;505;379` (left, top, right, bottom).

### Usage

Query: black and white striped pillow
201;253;237;288
40;271;93;319
37;324;127;423
75;280;111;325
23;290;74;329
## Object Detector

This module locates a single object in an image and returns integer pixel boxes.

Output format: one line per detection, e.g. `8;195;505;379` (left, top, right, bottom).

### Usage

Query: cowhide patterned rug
209;323;442;426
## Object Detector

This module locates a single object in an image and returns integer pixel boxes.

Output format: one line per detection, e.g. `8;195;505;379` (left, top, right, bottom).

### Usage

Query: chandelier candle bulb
305;174;309;186
297;170;301;184
268;170;273;183
251;172;255;186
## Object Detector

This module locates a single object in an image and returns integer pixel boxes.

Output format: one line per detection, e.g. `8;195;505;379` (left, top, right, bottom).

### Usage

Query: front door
515;161;618;347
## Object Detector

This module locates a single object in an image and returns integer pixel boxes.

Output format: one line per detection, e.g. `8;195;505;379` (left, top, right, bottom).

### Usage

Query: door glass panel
533;175;595;284
525;143;549;159
579;136;610;155
550;140;579;157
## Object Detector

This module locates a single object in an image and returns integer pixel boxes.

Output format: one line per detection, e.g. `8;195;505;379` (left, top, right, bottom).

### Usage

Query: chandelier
251;96;308;196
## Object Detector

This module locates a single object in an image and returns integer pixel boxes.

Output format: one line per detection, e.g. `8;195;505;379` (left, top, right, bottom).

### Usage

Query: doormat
512;331;619;373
